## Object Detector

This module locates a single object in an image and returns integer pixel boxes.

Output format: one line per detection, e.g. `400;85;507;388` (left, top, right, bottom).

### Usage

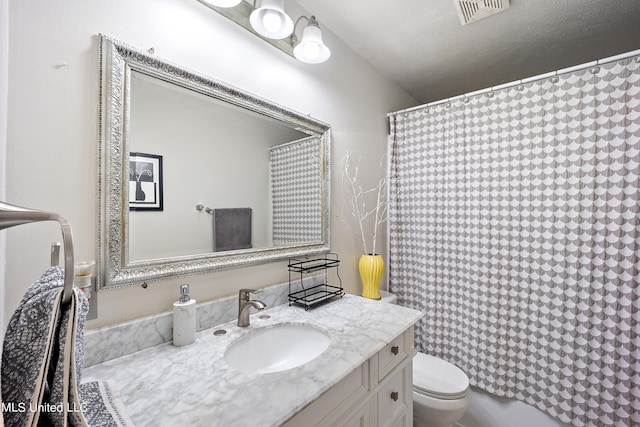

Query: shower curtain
388;55;639;427
270;136;322;245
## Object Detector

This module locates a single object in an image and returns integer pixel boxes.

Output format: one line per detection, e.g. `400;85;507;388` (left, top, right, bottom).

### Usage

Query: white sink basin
224;324;331;374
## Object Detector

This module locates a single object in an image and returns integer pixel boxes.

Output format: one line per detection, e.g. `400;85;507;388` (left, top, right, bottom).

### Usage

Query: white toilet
412;352;471;427
378;291;471;427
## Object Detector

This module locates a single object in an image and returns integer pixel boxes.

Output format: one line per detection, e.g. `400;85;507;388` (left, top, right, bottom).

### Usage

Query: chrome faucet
237;289;266;327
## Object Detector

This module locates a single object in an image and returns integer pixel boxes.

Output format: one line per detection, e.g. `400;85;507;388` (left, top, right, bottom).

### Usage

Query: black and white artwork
129;152;163;211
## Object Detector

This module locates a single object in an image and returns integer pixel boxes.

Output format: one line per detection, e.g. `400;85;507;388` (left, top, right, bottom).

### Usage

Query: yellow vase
359;254;384;300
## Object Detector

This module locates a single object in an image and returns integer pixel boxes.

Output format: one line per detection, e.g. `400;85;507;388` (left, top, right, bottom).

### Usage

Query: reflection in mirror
98;35;330;289
128;72;321;260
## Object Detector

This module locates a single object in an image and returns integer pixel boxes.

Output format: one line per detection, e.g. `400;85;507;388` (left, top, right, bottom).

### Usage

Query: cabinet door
336;402;372;427
390;414;407;427
283;362;368;427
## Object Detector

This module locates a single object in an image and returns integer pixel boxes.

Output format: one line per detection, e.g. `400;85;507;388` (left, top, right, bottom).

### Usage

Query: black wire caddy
288;253;344;310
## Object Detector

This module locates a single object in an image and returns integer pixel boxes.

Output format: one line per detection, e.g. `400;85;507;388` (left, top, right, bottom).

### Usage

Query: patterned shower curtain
270;136;322;245
388;55;640;427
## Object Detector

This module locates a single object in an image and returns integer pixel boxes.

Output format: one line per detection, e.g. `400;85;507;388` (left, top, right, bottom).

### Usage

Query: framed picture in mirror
129;152;163;211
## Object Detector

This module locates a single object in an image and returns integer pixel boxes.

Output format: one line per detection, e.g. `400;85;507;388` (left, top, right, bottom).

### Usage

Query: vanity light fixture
249;0;294;39
197;0;330;64
291;16;331;64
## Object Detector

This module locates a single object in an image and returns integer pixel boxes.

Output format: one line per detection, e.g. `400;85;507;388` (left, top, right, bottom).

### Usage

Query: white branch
341;150;393;255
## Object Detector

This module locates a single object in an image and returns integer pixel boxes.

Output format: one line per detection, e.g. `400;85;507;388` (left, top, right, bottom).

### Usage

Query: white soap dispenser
173;284;196;347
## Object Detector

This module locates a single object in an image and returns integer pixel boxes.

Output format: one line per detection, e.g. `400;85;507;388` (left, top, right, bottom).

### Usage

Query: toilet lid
413;352;469;399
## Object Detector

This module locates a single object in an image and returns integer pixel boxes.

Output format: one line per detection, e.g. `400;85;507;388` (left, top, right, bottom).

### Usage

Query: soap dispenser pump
173;284;196;347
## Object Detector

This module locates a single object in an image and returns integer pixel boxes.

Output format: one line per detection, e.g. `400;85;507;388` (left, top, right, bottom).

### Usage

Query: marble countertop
83;295;422;427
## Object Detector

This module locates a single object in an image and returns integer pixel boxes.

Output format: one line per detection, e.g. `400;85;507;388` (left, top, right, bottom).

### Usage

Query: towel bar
0;201;75;305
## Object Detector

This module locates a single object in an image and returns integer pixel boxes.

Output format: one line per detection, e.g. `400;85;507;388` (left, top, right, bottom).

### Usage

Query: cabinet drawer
377;367;408;427
378;332;407;381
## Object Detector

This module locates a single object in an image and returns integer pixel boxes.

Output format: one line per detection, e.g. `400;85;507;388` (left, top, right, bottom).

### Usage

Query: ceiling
295;0;640;104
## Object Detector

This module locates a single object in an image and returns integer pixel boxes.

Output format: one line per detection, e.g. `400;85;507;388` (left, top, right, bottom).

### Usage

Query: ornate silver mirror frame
97;34;331;289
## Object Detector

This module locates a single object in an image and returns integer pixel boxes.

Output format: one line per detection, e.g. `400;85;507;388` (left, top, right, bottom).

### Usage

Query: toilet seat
413;352;470;400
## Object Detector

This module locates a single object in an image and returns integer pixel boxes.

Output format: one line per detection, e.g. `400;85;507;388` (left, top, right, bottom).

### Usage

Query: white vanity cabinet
283;327;415;427
82;295;423;426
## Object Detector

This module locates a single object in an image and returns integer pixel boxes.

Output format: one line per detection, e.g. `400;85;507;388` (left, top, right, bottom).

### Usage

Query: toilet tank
379;290;397;304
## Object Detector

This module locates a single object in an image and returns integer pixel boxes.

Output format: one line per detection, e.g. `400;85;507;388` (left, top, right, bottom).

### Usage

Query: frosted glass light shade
202;0;242;7
293;24;330;64
250;0;294;39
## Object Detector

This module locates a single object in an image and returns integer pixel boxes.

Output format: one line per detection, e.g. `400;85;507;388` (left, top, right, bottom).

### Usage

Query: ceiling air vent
454;0;510;25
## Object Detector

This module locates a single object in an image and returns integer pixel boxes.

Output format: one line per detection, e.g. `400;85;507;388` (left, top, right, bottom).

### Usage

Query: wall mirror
98;35;330;289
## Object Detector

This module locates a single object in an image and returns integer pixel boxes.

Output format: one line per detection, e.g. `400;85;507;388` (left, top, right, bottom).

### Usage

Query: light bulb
293;21;331;64
249;0;293;39
262;10;283;33
303;42;321;59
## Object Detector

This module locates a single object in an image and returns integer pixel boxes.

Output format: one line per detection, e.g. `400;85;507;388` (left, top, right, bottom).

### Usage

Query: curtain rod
388;48;640;117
